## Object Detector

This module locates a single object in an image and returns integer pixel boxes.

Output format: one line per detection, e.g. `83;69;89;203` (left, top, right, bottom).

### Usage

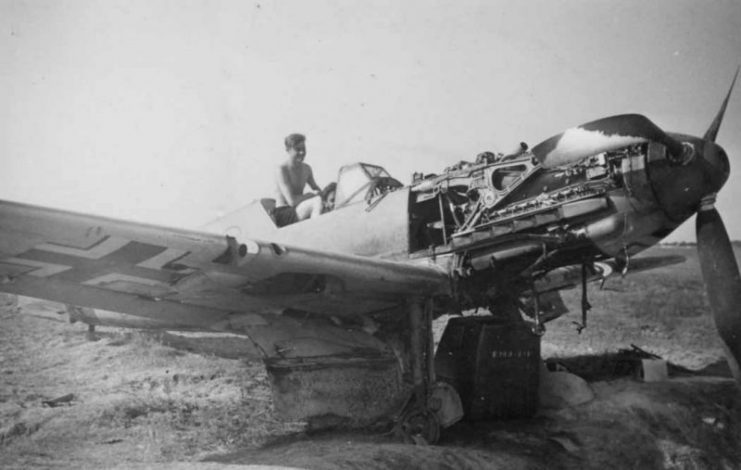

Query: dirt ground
1;245;740;469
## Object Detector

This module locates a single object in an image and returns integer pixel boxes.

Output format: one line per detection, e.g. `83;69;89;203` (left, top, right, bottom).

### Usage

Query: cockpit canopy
334;163;402;209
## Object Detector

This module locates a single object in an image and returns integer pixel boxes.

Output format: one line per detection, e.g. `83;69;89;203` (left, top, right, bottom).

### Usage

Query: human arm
275;165;319;207
306;165;321;192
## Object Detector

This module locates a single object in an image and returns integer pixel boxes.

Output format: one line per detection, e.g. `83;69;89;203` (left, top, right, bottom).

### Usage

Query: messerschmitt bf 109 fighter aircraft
1;72;739;443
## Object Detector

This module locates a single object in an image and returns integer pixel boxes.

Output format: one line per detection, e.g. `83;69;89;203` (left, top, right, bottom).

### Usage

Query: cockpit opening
333;163;402;209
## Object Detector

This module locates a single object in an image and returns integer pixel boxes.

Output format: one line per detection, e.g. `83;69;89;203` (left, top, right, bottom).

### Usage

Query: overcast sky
2;0;740;241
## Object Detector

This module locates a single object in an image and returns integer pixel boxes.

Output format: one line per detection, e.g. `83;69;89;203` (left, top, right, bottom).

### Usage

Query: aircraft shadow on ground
545;352;732;381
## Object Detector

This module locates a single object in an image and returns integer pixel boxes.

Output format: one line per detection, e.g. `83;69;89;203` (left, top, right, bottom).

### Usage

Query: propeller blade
696;207;741;383
704;66;739;143
532;114;685;168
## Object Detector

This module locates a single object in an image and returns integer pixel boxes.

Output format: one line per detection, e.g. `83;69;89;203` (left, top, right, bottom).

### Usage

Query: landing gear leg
395;298;441;444
86;324;98;341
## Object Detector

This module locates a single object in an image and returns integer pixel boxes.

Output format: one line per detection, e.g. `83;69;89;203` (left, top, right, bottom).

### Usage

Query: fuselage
212;134;728;313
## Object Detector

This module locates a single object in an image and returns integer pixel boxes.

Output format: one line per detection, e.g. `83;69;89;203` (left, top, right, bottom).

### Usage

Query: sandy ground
1;246;740;469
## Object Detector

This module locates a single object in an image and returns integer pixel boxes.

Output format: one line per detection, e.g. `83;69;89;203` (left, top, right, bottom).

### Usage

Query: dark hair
284;133;306;150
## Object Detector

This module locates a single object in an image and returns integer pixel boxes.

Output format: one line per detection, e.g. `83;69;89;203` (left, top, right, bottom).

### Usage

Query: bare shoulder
275;162;291;176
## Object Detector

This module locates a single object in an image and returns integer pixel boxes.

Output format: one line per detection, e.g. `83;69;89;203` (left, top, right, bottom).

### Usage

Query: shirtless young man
274;133;323;222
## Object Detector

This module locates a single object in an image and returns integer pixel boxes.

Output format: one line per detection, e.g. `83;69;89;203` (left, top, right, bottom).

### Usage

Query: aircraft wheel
396;405;440;445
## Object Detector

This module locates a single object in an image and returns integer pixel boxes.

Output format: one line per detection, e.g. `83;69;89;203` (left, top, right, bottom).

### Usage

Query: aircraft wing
0;200;451;331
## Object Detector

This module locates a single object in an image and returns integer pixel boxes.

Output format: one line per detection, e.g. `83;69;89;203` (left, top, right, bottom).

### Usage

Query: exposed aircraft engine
408;143;653;256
